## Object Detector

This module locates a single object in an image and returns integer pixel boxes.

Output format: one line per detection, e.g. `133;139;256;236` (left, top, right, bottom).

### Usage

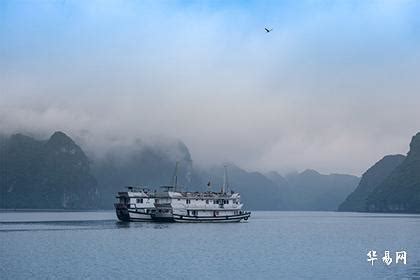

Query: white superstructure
114;187;156;221
151;187;251;222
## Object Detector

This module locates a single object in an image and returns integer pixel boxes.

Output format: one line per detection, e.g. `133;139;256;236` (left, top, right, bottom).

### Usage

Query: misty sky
1;0;420;176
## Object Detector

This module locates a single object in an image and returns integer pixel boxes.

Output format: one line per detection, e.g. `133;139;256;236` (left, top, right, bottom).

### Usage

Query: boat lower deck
172;212;250;223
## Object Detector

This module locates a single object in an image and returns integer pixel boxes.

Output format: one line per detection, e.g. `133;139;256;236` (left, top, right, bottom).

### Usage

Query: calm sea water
1;211;419;280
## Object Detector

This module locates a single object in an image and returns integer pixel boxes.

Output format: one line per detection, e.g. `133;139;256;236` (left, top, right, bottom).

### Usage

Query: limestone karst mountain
338;155;405;212
0;132;98;209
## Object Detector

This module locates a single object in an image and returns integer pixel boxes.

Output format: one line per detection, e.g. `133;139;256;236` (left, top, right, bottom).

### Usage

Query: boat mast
222;165;229;194
172;161;179;191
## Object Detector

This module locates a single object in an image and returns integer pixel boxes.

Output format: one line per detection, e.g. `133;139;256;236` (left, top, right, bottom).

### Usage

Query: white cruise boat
151;166;251;223
151;188;251;223
114;187;156;221
114;165;251;223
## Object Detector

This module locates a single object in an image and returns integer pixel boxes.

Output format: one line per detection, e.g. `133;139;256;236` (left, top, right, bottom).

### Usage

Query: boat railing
180;204;241;210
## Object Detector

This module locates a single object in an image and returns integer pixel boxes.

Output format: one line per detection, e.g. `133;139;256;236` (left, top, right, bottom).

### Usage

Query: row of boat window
134;198;239;204
185;199;236;205
187;210;241;216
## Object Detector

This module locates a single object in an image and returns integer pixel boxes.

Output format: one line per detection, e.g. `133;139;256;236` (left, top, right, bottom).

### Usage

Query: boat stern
114;203;130;222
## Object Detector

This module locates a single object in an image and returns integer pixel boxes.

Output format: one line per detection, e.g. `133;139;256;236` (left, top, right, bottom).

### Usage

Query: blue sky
1;0;420;175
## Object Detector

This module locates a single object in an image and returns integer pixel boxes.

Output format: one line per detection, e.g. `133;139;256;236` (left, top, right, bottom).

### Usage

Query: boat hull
171;212;251;223
114;204;152;222
115;205;251;223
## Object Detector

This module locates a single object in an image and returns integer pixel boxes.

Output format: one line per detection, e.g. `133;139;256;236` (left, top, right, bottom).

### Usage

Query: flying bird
265;27;273;33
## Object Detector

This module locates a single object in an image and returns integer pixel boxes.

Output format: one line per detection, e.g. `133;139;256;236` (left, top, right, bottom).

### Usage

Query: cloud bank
1;0;420;175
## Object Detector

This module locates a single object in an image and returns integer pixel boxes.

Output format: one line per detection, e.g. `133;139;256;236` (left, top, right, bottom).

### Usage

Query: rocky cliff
0;132;98;209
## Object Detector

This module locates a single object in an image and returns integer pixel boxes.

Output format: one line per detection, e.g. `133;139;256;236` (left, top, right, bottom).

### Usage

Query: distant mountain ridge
1;131;360;210
267;169;360;211
182;165;359;211
196;165;287;210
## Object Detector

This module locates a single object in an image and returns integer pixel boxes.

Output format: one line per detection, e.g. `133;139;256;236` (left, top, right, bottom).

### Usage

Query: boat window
206;200;209;204
186;199;191;204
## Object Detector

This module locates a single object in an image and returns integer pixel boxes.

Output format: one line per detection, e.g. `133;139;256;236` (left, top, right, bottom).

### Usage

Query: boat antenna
222;165;229;194
172;161;179;191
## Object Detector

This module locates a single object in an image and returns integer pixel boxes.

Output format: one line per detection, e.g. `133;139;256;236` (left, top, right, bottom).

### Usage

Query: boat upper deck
116;186;155;198
154;189;240;200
